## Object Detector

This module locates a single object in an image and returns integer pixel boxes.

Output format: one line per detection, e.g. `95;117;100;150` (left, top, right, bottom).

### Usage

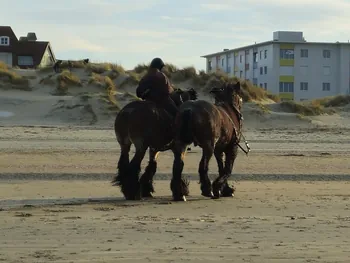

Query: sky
2;0;350;70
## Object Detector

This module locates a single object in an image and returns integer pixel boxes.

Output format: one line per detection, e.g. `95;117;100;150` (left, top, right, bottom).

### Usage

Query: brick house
0;26;56;69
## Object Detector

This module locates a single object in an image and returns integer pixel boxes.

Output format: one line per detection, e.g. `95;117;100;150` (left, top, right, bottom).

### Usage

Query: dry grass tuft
0;62;30;87
56;70;82;92
280;100;336;116
88;73;105;87
86;63;125;75
313;95;350;108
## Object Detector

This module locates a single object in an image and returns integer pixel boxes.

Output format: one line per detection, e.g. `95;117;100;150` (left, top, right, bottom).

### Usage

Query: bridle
211;88;251;156
229;93;251;156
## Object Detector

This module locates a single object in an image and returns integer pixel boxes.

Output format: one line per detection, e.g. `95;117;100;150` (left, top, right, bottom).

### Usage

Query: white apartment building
201;31;350;101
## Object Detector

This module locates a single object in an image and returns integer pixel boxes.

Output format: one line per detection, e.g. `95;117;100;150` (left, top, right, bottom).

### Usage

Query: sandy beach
1;66;350;262
0;125;350;263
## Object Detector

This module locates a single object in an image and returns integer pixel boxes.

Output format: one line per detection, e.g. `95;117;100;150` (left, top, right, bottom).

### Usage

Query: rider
136;57;178;119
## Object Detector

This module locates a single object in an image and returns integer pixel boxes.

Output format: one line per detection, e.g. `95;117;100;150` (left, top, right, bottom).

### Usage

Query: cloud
68;37;108;52
3;0;349;71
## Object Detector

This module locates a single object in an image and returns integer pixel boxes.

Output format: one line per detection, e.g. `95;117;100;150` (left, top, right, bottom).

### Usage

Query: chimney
27;32;37;41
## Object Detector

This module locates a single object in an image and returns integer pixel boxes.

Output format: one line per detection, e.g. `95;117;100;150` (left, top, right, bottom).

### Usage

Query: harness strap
220;108;250;155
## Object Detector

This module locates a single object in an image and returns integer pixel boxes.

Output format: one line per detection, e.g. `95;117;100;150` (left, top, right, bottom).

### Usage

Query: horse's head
210;82;243;111
171;87;197;106
227;82;243;111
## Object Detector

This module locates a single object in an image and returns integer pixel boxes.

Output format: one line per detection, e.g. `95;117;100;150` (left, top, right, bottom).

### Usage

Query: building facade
0;26;56;69
201;31;350;101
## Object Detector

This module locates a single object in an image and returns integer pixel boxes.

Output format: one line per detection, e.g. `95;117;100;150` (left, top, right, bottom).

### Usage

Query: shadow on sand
0;195;216;211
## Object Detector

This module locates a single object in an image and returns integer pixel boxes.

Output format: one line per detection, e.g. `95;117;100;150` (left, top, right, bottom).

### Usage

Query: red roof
16;41;50;66
0;26;18;52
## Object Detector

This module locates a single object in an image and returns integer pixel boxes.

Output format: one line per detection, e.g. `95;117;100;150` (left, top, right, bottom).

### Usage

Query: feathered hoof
172;195;187;202
212;189;221;199
221;184;236;197
201;190;214;198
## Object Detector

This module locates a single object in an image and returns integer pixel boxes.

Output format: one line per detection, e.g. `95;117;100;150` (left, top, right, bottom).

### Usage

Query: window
279;82;294;93
300;82;308;91
301;49;308;58
264;50;267;59
18;56;34;66
253;52;258;62
264;66;267;74
280;49;294;59
245;63;250;70
260;67;263;75
259;51;262;60
253;78;258;85
260;83;263;88
322;82;330;91
221;58;224;66
264;83;267;90
323;66;331;75
0;36;9;46
323;50;331;58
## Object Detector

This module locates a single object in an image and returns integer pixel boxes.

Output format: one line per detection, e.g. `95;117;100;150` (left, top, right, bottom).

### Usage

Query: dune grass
0;62;30;86
280;100;336;116
279;95;350;116
90;74;121;111
312;95;350;108
56;70;82;92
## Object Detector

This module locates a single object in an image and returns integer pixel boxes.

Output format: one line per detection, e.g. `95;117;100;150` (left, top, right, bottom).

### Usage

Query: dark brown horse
171;82;246;201
112;88;198;200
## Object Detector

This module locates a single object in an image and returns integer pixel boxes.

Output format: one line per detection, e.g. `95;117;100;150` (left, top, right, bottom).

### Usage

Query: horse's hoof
221;185;235;197
201;191;214;198
221;190;235;197
212;190;221;199
141;192;153;198
173;195;187;202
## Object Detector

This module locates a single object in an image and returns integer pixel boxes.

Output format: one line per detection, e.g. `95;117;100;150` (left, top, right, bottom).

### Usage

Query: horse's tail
179;108;194;145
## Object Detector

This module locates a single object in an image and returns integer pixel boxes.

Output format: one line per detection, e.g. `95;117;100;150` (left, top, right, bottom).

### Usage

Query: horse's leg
221;145;239;197
213;146;225;187
198;144;214;198
139;148;159;198
171;142;190;201
112;141;131;197
123;143;148;200
212;145;238;198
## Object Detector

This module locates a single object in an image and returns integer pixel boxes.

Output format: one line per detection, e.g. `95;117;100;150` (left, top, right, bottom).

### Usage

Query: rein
219;103;251;156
